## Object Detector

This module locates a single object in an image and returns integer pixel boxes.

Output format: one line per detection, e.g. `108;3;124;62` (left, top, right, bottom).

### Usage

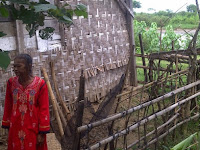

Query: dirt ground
0;133;61;150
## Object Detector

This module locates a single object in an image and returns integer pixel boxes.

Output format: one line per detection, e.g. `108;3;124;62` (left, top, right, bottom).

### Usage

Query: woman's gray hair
14;54;33;75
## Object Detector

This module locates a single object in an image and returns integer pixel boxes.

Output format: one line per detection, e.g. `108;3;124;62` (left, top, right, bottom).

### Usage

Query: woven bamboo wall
0;0;130;116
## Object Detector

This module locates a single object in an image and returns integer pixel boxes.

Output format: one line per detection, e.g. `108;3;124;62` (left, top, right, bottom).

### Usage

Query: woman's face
13;58;28;77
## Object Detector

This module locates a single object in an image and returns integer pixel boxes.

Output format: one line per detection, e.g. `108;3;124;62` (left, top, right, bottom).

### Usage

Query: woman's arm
2;78;13;129
38;80;50;133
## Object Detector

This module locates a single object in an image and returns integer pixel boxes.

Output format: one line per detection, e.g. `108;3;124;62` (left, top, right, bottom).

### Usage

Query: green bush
135;11;198;29
134;21;184;53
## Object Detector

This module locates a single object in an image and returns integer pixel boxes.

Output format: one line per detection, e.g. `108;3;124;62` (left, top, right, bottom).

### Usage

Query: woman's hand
37;133;45;146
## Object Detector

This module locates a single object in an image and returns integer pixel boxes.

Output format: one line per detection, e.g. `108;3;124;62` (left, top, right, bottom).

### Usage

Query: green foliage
135;9;198;29
135;13;153;26
0;6;9;17
34;4;57;12
134;20;147;52
162;25;181;51
171;132;200;150
0;51;11;69
144;22;159;52
169;13;198;29
134;21;159;53
39;27;55;40
75;3;88;18
155;10;172;17
187;4;197;13
134;20;187;53
0;31;6;37
133;0;141;9
0;0;88;69
183;34;200;49
0;31;10;70
0;0;88;39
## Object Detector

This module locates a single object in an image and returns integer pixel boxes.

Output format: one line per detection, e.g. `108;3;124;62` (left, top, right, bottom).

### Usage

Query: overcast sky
135;0;196;13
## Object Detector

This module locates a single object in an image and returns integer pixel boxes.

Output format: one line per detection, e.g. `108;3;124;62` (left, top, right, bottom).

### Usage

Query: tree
133;0;141;9
0;0;88;69
148;8;156;13
166;9;173;13
187;4;197;13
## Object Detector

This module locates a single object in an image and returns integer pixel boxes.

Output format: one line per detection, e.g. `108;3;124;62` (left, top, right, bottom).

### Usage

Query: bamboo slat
139;34;148;83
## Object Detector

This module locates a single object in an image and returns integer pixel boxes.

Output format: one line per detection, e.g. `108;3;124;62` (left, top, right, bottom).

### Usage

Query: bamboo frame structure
137;113;200;150
78;80;200;133
86;91;200;150
126;113;179;149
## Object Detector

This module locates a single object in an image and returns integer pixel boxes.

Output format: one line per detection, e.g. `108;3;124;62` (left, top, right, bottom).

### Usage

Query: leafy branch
0;0;88;39
0;0;88;69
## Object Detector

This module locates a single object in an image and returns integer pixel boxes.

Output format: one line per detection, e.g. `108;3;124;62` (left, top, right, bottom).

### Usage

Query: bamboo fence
72;33;200;149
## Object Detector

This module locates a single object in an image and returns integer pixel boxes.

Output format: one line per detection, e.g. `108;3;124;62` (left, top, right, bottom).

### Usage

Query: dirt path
0;133;61;150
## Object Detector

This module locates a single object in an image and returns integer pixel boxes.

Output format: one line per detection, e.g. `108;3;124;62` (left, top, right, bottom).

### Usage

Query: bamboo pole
78;80;200;133
171;54;189;59
175;57;178;106
133;48;199;59
117;0;134;18
122;86;135;149
86;92;200;150
135;54;148;58
136;65;176;73
126;0;137;86
135;54;189;60
41;67;64;137
117;69;188;98
172;40;174;51
50;62;71;121
16;20;25;53
139;34;148;83
173;56;179;139
138;113;200;150
126;113;179;149
56;102;67;128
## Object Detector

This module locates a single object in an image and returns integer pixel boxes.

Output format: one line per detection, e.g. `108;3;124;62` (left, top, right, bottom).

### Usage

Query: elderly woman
2;54;50;150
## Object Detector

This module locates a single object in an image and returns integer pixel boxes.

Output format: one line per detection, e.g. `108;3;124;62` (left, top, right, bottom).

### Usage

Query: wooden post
175;57;178;110
139;34;148;83
15;20;25;53
149;59;154;82
173;56;178;140
172;40;175;51
41;68;64;137
159;26;163;51
126;0;137;86
72;70;85;150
